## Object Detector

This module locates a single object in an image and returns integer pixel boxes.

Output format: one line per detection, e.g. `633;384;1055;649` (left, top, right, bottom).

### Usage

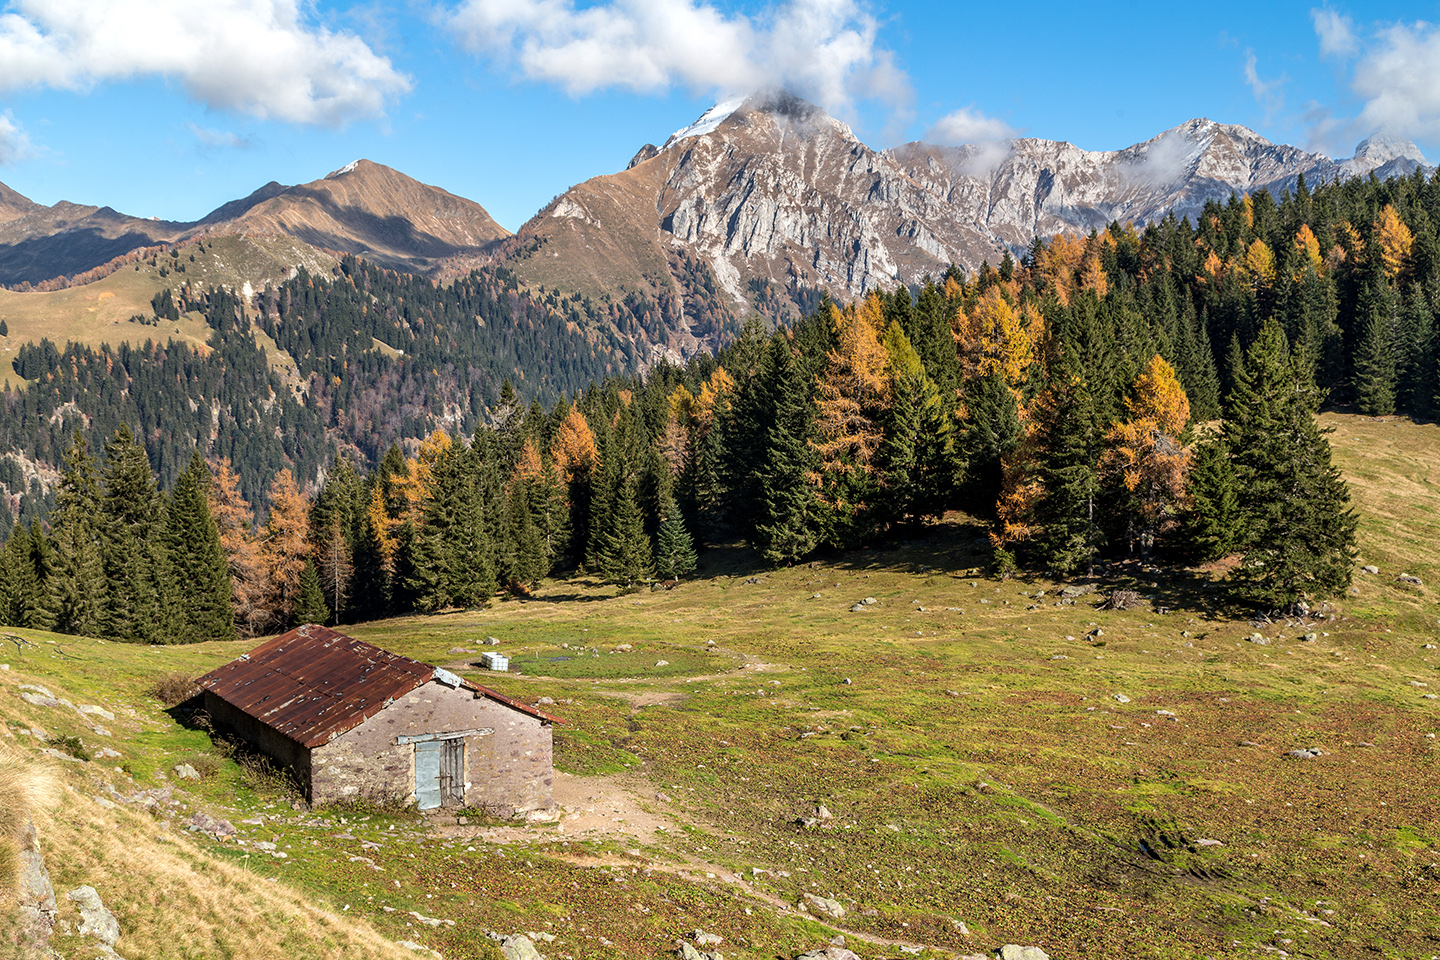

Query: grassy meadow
2;412;1439;959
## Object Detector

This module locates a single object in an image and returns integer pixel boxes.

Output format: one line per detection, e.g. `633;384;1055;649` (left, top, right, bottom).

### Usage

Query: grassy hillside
0;235;334;389
2;413;1437;959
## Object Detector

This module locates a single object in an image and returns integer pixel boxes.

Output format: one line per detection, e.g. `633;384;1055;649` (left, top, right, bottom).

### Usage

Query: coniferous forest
9;167;1440;641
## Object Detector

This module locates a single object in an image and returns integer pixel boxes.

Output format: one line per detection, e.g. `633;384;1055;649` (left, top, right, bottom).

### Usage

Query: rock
694;930;724;947
862;597;877;605
38;748;85;763
1059;585;1090;599
814;804;833;820
1248;633;1269;645
1088;627;1104;638
172;763;201;780
795;948;860;960
19;683;56;698
1397;573;1423;585
67;886;120;945
849;604;867;612
186;811;237;838
613;643;633;652
654;660;669;667
17;822;57;944
1361;565;1379;575
1302;632;1318;642
537;697;555;705
500;934;544;960
1287;747;1323;759
1155;709;1176;717
676;944;707;960
485;637;501;645
999;948;1051;960
801;892;845;919
1112;693;1131;704
76;704;115;721
21;691;60;708
1195;838;1224;847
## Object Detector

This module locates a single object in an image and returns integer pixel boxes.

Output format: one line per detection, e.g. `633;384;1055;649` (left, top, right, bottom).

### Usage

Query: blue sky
0;1;1436;232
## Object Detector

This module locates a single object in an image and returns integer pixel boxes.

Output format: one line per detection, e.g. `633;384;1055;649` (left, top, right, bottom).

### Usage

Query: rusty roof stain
195;624;558;748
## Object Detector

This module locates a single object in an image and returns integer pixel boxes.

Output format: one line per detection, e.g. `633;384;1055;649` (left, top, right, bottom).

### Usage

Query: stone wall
309;680;553;812
203;691;312;795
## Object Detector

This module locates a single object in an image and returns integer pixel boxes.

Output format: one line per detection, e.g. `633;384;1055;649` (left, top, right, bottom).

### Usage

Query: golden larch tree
551;407;599;484
1101;355;1192;556
259;468;311;629
207;457;268;636
1375;204;1414;280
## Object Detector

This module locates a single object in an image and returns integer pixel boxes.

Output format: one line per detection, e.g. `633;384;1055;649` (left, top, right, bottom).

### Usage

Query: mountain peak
1351;133;1428;166
326;159;366;179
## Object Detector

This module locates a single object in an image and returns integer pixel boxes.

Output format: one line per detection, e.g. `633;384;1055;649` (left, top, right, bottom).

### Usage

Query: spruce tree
1352;309;1397;415
1031;375;1105;577
752;336;820;564
1177;435;1241;562
958;370;1022;508
653;492;698;580
162;451;236;643
99;424;167;642
47;432;104;636
596;474;653;588
877;321;959;529
292;560;330;626
1226;318;1357;607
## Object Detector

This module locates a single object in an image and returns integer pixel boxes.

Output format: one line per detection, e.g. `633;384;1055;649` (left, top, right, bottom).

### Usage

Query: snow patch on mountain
327;160;362;179
663;99;746;150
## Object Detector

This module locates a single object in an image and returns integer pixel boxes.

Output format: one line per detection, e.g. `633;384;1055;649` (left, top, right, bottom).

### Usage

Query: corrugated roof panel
195;624;560;748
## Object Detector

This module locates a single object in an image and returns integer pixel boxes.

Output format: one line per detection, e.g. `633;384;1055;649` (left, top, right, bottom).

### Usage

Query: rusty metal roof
195;624;558;748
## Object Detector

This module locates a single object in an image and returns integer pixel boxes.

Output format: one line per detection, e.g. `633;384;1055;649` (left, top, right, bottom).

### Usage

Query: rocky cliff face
513;95;1432;326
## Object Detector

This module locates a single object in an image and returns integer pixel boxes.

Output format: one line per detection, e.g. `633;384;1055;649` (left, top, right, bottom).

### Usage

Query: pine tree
1226;318;1357;607
46;432;104;636
162;450;236;643
653;492;698;580
292;560;330;626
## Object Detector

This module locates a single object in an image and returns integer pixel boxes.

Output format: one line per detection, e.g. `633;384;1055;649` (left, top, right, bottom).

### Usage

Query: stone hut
195;624;559;812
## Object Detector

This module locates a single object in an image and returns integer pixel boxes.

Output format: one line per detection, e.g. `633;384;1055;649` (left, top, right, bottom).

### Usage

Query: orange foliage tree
259;468;311;629
207;458;269;636
1100;355;1192;556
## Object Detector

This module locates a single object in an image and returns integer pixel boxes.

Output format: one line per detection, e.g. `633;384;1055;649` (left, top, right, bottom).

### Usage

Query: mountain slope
0;162;510;287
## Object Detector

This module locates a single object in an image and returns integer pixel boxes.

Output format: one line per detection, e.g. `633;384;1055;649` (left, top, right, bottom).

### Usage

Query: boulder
1398;573;1423;586
694;931;723;947
17;822;57;943
801;892;845;919
999;948;1051;960
795;948;860;960
1361;565;1379;575
173;763;201;780
67;886;120;946
500;934;544;960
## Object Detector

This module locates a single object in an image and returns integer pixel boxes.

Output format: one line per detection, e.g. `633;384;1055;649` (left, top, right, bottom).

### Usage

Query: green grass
4;413;1440;958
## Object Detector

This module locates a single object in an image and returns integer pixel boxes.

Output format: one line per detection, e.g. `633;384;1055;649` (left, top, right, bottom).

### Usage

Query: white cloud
0;112;36;165
1243;49;1286;122
926;106;1015;146
1307;15;1440;154
1311;8;1358;58
446;0;911;115
186;123;254;150
0;0;411;125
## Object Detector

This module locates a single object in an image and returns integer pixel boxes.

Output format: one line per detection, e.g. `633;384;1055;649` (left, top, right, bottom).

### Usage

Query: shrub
150;674;201;708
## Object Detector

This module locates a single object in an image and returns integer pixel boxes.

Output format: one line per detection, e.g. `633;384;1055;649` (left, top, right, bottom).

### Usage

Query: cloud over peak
447;0;911;116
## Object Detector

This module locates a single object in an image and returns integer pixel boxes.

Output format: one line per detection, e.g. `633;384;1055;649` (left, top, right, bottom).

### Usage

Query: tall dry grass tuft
0;743;60;910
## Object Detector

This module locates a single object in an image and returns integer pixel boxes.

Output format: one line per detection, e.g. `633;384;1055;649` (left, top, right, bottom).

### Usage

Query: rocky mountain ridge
508;93;1431;323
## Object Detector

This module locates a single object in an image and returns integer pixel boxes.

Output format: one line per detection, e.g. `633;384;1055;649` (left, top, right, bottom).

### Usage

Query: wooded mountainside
7;168;1440;640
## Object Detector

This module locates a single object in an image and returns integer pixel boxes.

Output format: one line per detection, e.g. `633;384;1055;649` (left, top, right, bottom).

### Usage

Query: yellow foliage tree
1293;224;1323;277
1243;238;1276;296
811;294;890;520
1101;355;1192;556
1376;204;1414;279
513;437;544;483
955;287;1036;385
1035;233;1087;305
207;457;268;636
694;367;736;429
